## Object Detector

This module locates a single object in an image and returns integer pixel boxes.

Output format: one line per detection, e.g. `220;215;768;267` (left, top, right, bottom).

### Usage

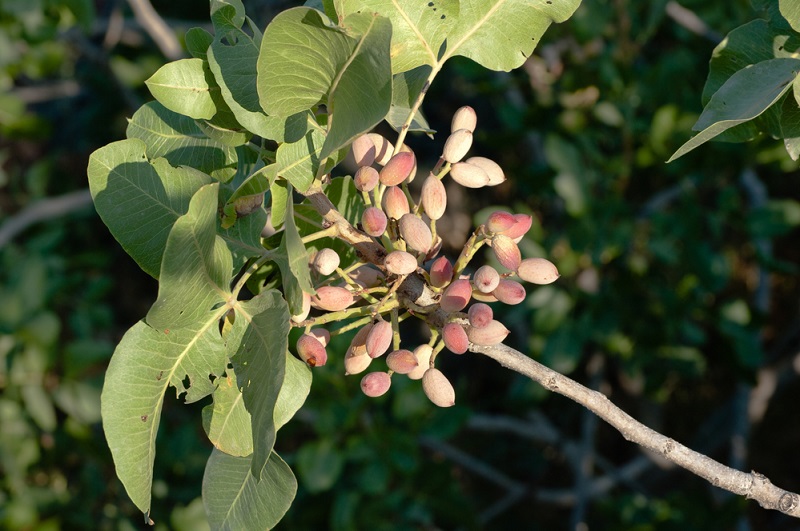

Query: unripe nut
440;278;472;313
380;151;416;186
407;345;433;380
290;291;311;323
466;320;510;346
429;256;453;289
308;328;330;347
386;349;418;374
381;186;410;220
352;134;376;167
361;371;391;397
362;206;388;237
366;320;393;358
492;279;526;305
517;258;560;285
367;133;394;165
399;213;433;254
313;248;340;276
422;368;455;407
449;162;489;188
473;265;500;293
491;234;522;271
486;211;516;233
297;333;328;367
466;156;505;186
442;323;469;354
420;175;447;220
451;106;477;133
354;166;379;192
467;303;493;329
443;129;473;163
311;286;355;311
384;250;418;276
502;214;533;242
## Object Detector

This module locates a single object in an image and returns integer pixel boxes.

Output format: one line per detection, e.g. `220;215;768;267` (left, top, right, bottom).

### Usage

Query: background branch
469;342;800;518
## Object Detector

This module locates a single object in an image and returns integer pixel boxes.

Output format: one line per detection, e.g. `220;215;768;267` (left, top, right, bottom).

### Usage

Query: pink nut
493;279;526;305
367;133;394;165
451;106;477;133
420;175;447;220
429;256;453;289
407;344;432;380
362;206;388;237
366;320;393;358
465;156;505;186
517;257;560;285
386;349;419;374
442;323;469;354
354;166;379;192
398;213;433;254
491;234;522;271
361;371;392;397
467;303;493;329
296;333;328;367
485;211;516;233
449;162;489;188
384;250;418;276
473;265;500;293
379;151;416;186
381;186;410;220
466;320;510;346
422;368;455;407
311;286;355;312
501;213;533;242
440;278;472;313
352;135;376;167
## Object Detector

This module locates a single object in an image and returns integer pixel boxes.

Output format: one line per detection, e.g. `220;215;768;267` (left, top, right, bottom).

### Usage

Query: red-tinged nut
420;175;447;220
468;303;493;329
473;265;500;293
352;134;376;167
386;349;418;374
362;206;388;237
493;279;526;305
379;151;415;186
451;106;477;133
422;368;455;407
491;234;522;271
398;213;433;254
442;323;469;354
517;257;560;285
366;320;393;358
297;333;328;367
381;186;410;220
472;290;498;303
443;128;473;163
502;214;533;242
449;162;489;188
350;265;384;288
440;278;472;312
345;350;372;375
354;166;379;192
311;286;355;311
466;320;510;346
312;248;340;276
465;156;505;186
407;345;432;380
361;371;391;397
290;291;312;323
398;144;418;183
485;211;516;233
384;250;417;276
308;328;330;347
429;256;453;288
367;133;394;165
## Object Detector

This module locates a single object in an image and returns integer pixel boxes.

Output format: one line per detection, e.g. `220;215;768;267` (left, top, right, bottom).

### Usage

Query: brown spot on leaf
141;415;148;422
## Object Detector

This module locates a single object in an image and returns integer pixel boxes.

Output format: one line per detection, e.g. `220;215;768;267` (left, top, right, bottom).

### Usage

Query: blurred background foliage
1;0;799;529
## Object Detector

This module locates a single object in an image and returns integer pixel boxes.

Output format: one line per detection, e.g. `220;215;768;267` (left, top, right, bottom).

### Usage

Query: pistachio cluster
292;107;559;407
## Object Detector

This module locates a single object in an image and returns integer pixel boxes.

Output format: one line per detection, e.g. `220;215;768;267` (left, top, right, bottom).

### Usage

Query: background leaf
386;66;434;133
87;139;212;278
202;449;296;530
145;58;218;120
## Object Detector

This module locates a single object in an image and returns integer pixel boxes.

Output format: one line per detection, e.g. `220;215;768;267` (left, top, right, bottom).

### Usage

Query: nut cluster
292;107;559;407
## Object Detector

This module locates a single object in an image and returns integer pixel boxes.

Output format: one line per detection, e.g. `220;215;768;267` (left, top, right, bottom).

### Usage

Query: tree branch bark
469;342;800;518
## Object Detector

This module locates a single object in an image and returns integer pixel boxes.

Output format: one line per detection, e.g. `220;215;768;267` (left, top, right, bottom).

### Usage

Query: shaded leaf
88;139;212;278
186;27;214;60
297;439;344;493
276;128;326;192
273;192;315;316
202;449;296;530
145;58;218;120
387;66;434;133
146;184;233;331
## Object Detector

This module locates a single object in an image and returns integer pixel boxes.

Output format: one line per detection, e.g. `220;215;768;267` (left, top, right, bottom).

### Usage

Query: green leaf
442;0;582;72
126;102;238;181
186;27;214;60
275;192;315;316
88;139;212;278
273;353;312;430
145;58;218;120
210;0;246;34
339;0;457;73
780;0;800;33
257;8;393;159
101;315;228;516
229;290;291;479
202;449;296;530
669;58;800;162
269;178;289;229
146;184;233;331
276;128;326;192
297;439;344;493
386;66;434;133
781;86;800;160
202;368;252;457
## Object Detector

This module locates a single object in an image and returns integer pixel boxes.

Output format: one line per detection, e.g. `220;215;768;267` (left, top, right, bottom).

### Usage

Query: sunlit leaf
145;58;218;120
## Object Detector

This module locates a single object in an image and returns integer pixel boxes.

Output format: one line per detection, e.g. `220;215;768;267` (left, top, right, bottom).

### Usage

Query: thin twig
0;189;93;249
469;342;800;518
126;0;183;60
665;1;723;44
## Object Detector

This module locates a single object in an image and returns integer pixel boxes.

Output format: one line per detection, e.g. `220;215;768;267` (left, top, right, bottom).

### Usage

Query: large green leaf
228;290;291;479
780;0;800;34
669;58;800;162
101;315;228;516
339;0;457;73
145;58;218;120
274;191;315;316
146;184;233;331
257;7;393;159
441;0;582;72
87;139;212;278
202;449;296;530
126;102;238;181
275;128;326;192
